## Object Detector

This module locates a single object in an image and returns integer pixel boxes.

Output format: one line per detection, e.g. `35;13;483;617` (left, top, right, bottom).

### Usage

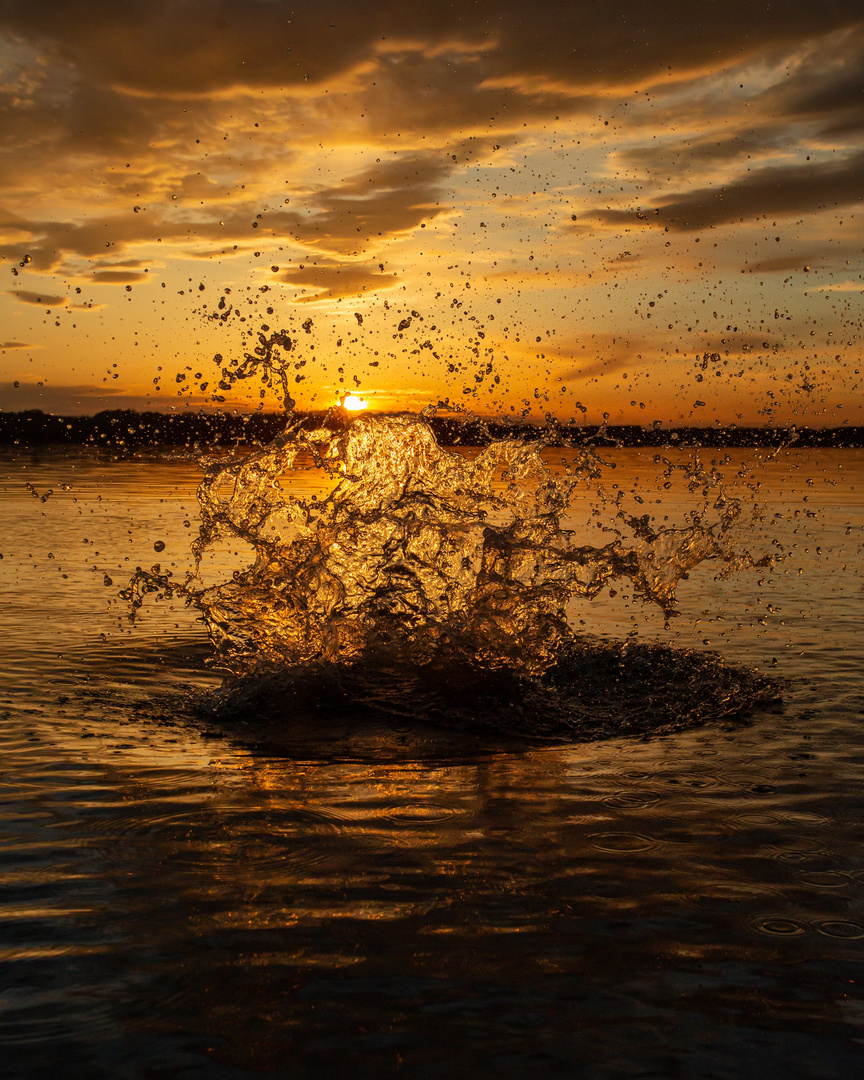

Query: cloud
559;354;635;382
741;254;829;274
509;333;649;382
693;333;785;355
471;267;593;290
9;290;68;306
0;65;162;163
0;2;372;96
0;380;206;415
97;258;153;269
0;379;126;412
3;1;859;97
1;213;162;274
0;142;474;275
602;252;647;273
618;129;794;173
88;270;150;284
811;279;864;292
327;53;598;139
279;259;400;301
1;4;861;298
281;148;477;254
556;334;787;385
820;109;864;136
0;3;861;429
1;206;273;274
758;24;864;136
785;67;864;118
0;340;32;348
591;149;864;231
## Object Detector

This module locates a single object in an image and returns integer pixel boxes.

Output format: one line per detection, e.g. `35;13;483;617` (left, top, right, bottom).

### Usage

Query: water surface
1;444;863;1078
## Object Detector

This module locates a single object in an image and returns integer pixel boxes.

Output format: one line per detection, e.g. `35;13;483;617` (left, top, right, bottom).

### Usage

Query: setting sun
341;394;369;412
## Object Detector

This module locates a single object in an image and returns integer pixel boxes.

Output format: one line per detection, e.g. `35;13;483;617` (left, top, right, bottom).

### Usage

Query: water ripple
587;832;657;852
751;916;808;937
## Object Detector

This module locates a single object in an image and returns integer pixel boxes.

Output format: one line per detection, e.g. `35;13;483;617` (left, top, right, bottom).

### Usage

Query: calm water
1;444;863;1079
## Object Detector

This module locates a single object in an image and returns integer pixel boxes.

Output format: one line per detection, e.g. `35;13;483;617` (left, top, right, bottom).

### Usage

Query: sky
0;0;862;427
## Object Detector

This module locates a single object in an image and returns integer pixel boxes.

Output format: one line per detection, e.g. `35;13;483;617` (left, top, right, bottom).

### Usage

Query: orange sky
1;1;862;426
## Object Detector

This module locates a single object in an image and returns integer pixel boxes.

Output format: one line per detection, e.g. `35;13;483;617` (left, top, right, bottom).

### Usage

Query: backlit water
1;442;863;1078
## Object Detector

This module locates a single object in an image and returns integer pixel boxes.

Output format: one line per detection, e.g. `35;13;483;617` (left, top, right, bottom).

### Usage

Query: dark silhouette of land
1;408;862;450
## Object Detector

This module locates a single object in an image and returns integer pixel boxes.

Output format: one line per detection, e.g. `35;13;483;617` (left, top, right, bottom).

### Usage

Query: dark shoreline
1;407;862;449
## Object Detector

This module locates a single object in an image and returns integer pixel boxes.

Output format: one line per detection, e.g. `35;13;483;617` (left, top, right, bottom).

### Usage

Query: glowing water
123;411;777;736
2;446;862;1078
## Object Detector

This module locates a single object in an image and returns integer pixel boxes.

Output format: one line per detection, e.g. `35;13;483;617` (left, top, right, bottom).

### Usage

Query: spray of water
122;406;779;739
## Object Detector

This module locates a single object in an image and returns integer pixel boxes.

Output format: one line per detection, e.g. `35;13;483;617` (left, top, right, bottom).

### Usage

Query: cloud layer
0;1;861;422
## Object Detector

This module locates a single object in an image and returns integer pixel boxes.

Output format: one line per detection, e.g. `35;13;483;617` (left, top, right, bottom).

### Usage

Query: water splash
123;410;779;738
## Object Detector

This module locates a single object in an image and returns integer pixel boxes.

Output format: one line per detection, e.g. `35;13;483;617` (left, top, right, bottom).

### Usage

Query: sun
341;394;369;412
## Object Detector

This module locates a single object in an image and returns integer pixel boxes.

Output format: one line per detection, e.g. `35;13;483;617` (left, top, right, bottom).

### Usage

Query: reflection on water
1;446;864;1077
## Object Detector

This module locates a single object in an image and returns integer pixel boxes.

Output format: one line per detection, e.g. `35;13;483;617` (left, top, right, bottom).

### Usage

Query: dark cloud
0;144;469;273
0;72;203;201
0;380;124;412
752;26;864;137
559;354;634;382
2;1;859;96
279;260;400;301
603;253;646;272
96;259;152;270
819;109;864;136
619;130;793;173
334;53;595;138
766;27;864;113
9;290;68;306
283;150;464;254
1;214;167;273
787;69;864;116
1;2;371;95
693;333;785;355
742;255;830;274
0;2;857;428
0;340;31;348
0;381;201;414
88;270;150;284
485;3;862;94
546;334;648;382
2;208;267;274
1;2;861;290
591;150;864;231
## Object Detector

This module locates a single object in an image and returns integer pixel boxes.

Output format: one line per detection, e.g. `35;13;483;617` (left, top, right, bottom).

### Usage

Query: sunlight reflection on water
1;446;863;1077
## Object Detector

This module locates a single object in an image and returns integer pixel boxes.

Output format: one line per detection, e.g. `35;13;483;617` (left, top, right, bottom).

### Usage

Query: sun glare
341;394;369;412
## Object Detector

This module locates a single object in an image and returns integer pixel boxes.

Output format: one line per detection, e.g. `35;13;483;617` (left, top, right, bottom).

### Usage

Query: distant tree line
1;408;862;450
